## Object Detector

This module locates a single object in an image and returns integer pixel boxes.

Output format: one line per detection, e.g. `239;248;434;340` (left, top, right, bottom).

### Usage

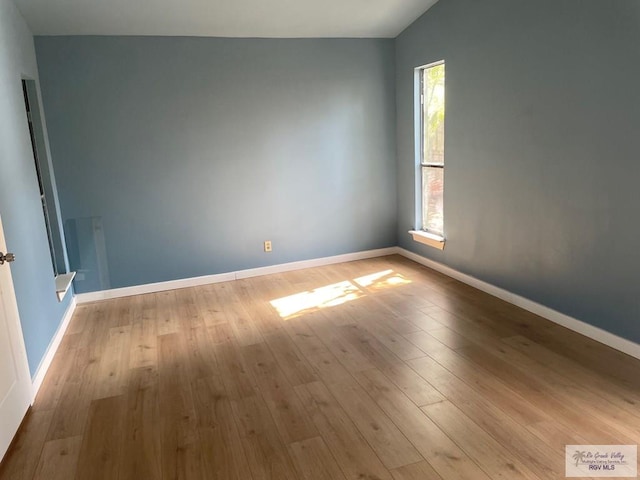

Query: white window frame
410;60;446;250
21;78;76;300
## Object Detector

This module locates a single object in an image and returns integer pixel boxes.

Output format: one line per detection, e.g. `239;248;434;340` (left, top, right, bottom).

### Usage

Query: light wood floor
1;255;639;480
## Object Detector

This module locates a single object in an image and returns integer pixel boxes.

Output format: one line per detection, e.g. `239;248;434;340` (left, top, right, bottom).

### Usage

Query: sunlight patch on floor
352;269;412;291
270;269;412;320
270;280;363;320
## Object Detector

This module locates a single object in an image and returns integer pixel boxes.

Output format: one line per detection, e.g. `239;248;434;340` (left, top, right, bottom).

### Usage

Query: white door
0;215;32;462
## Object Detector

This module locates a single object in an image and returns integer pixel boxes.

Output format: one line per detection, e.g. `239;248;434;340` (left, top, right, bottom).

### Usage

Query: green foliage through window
420;62;445;235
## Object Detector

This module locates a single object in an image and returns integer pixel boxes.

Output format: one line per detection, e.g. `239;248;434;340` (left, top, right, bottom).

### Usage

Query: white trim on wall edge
31;297;77;401
396;247;640;361
71;244;639;361
75;247;398;304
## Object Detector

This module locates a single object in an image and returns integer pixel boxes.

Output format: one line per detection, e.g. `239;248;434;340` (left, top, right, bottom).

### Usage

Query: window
419;61;445;236
22;80;59;275
21;79;75;300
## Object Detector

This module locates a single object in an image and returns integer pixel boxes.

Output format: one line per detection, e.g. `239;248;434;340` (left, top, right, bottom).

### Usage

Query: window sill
55;272;76;302
409;230;446;250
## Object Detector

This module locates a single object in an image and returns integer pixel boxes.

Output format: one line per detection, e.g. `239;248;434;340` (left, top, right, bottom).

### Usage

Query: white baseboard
76;247;398;304
397;247;640;361
76;271;237;303
31;297;77;401
72;244;639;361
234;247;398;279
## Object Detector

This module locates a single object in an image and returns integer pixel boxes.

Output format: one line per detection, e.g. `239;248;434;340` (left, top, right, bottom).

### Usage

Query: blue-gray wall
35;36;397;293
0;0;72;376
30;0;640;348
396;0;640;343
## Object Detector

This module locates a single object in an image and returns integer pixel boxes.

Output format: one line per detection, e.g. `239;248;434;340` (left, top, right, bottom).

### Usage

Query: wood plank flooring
2;254;640;479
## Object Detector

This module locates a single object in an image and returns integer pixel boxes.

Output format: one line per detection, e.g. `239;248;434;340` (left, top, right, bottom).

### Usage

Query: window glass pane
422;63;445;165
422;166;444;235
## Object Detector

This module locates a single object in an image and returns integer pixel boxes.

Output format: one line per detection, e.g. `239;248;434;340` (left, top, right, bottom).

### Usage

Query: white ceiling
15;0;439;38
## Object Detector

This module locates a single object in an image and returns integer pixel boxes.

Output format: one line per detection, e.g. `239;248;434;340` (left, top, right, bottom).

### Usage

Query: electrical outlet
264;240;272;252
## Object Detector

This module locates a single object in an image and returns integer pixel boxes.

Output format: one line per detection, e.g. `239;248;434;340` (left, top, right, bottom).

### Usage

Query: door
0;215;32;462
